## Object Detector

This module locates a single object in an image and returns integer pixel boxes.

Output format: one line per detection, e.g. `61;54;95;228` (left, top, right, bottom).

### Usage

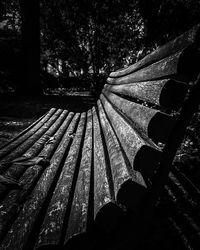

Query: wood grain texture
35;113;86;249
0;110;69;198
107;45;200;85
98;101;147;211
0;108;56;161
109;24;200;78
103;89;175;143
93;107;124;233
92;107;113;216
104;79;188;110
0;112;75;241
0;113;80;250
100;94;161;178
22;110;69;159
0;109;62;165
64;110;93;246
0;114;45;151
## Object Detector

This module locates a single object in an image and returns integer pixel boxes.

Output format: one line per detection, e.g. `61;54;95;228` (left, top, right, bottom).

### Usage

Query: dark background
0;1;200;248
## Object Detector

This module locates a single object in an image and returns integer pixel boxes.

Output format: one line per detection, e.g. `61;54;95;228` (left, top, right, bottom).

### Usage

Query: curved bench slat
104;79;188;110
22;110;69;159
0;113;45;151
92;107;124;233
0;108;57;161
0;113;80;250
98;101;147;212
0;112;75;241
107;46;200;85
0;109;63;165
109;24;199;78
64;110;93;247
100;94;161;179
102;89;175;143
35;113;86;249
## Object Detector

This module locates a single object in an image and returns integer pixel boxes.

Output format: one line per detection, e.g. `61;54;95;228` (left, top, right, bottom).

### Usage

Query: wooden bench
0;24;199;250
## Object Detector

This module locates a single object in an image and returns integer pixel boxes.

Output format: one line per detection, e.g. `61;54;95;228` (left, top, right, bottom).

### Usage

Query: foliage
40;0;145;90
136;0;200;46
0;0;199;92
0;0;21;93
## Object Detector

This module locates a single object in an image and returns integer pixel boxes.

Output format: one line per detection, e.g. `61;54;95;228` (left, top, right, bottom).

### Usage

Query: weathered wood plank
107;47;200;84
100;94;161;178
0;109;62;166
92;107;124;233
39;112;75;160
64;110;93;247
22;110;69;159
0;114;45;150
0;112;75;240
109;24;200;78
0;110;70;198
138;74;200;243
35;113;86;249
104;79;188;110
0;113;80;250
98;101;147;212
0;165;45;241
0;108;56;160
103;90;175;143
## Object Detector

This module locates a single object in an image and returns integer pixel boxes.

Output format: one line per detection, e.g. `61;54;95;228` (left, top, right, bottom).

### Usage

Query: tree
18;0;42;96
1;0;199;94
40;0;143;90
136;0;200;47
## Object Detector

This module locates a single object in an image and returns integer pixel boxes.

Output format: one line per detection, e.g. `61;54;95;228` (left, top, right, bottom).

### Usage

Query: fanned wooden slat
0;112;75;240
98;101;147;212
107;46;200;85
92;107;124;233
35;113;86;249
39;112;75;160
0;114;45;150
0;113;80;250
100;95;161;179
0;109;63;166
64;110;93;248
0;108;56;160
109;24;200;78
104;79;188;110
22;110;69;159
0;110;69;198
103;90;175;143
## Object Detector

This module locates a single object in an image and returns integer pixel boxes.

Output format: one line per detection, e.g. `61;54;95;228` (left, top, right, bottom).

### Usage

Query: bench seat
0;24;200;250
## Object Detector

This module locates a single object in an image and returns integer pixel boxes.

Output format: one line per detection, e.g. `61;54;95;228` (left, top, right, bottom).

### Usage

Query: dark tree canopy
0;0;199;94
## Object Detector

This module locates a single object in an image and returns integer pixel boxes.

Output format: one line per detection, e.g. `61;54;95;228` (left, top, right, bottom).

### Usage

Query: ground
0;94;96;147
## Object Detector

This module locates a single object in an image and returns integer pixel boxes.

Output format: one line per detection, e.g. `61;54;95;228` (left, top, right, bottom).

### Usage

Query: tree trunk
17;0;42;96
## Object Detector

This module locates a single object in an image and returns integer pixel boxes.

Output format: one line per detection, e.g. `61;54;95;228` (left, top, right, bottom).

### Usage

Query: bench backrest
104;23;200;207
